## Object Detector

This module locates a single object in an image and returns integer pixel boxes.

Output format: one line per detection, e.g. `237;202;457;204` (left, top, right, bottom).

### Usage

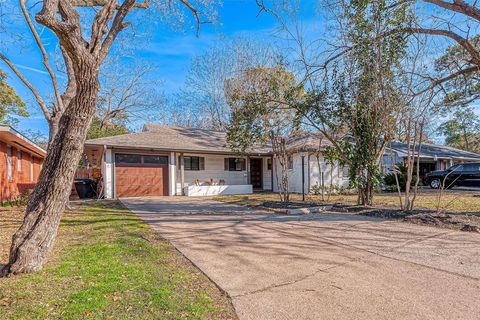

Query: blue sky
2;0;293;137
1;1;477;142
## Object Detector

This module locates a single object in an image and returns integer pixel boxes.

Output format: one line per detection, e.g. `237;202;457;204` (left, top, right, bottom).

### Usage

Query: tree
226;66;302;206
168;37;279;130
438;107;480;152
96;63;163;128
87;117;129;139
0;69;28;125
0;0;212;277
292;0;410;205
404;1;480;96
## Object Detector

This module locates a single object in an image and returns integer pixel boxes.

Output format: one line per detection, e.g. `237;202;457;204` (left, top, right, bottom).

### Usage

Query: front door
250;158;263;190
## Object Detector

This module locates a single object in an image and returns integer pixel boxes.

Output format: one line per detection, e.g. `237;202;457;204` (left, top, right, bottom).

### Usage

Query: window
287;155;293;170
183;156;204;171
6;146;12;181
464;163;480;171
225;158;246;171
17;150;22;172
267;158;272;170
342;166;349;178
115;154;141;164
144;155;168;164
448;164;463;172
30;156;34;182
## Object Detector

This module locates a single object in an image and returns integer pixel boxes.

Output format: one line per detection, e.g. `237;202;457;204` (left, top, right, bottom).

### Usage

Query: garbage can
74;179;97;199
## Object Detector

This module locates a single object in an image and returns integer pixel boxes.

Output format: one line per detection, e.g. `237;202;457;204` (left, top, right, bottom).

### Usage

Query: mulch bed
259;200;480;233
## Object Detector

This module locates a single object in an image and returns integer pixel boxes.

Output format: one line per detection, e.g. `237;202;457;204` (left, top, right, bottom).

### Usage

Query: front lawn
0;201;236;320
215;190;480;232
215;189;480;213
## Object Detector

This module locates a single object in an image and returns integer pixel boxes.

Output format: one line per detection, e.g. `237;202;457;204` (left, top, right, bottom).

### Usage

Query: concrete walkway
121;197;480;320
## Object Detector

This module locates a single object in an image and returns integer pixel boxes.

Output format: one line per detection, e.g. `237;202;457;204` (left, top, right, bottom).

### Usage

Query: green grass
0;200;236;320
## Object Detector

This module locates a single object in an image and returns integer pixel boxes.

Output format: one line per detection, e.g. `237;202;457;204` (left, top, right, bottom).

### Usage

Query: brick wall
0;141;44;202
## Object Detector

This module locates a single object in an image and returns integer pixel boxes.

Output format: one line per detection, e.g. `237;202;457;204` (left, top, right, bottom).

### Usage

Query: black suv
424;162;480;189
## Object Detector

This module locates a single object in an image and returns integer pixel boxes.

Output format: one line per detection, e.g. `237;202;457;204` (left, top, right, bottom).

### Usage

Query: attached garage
114;153;169;197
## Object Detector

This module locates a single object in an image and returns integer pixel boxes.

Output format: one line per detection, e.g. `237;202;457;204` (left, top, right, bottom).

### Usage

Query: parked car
423;162;480;189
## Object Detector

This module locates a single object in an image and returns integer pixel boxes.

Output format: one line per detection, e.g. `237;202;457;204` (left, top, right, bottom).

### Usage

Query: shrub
383;163;417;191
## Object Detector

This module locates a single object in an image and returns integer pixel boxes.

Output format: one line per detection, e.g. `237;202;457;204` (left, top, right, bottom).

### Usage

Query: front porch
174;152;273;197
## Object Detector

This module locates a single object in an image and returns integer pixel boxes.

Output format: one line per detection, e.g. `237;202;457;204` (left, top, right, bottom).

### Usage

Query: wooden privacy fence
75;168;101;180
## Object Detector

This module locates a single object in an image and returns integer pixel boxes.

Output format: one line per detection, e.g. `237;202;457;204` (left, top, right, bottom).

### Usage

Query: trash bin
74;179;97;199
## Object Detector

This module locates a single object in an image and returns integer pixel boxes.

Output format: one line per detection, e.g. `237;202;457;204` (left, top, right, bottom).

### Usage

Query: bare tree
97;63;163;128
0;0;213;276
170;37;279;130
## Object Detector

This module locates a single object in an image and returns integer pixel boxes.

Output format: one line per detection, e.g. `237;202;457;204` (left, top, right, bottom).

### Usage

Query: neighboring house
382;141;480;180
0;125;46;201
84;125;347;198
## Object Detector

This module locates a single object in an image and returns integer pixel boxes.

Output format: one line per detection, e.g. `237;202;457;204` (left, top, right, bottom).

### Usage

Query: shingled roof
85;124;271;155
389;141;480;161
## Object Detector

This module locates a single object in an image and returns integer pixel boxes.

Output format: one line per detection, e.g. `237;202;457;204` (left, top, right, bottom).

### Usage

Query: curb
286;205;333;215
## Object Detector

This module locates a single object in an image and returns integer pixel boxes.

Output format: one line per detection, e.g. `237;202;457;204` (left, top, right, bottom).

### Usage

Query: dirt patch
0;206;25;264
330;204;480;233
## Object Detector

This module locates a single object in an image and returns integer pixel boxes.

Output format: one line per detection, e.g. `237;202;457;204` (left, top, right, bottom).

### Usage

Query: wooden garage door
115;154;169;197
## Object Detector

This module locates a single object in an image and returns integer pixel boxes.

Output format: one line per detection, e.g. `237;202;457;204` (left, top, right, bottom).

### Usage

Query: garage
115;153;169;197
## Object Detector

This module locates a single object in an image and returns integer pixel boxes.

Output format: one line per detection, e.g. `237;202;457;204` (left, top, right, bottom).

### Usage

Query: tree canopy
0;69;28;125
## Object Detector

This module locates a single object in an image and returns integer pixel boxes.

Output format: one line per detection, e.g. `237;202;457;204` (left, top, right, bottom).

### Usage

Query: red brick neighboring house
0;125;46;202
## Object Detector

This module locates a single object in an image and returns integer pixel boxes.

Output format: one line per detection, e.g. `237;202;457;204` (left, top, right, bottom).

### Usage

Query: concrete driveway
121;197;480;320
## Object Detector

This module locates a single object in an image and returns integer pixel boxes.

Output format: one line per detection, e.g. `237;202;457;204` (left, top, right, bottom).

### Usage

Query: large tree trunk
1;69;99;276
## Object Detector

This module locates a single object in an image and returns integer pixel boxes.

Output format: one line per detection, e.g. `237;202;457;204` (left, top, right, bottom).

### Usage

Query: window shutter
241;159;246;171
224;158;229;171
199;157;205;170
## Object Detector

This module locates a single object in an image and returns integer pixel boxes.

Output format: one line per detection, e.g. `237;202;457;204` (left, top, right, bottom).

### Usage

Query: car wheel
429;178;441;189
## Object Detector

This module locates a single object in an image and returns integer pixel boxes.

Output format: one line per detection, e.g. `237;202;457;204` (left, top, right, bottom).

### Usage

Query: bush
383;163;417;191
0;189;33;207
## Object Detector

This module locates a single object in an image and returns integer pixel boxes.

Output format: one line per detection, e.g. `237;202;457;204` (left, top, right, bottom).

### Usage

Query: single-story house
83;125;480;198
382;141;480;180
0;125;46;201
83;125;348;198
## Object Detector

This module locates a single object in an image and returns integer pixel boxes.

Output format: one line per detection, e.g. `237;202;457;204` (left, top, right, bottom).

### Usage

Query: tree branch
0;52;51;121
179;0;201;37
20;0;64;113
72;0;150;9
424;0;480;22
416;65;479;95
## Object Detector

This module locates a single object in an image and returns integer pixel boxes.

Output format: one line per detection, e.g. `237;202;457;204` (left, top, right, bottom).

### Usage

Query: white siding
273;152;349;193
381;151;402;174
273;153;309;193
308;154;349;191
176;153;248;194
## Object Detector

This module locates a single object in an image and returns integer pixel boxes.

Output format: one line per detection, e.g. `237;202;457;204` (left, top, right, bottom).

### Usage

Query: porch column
271;156;274;191
246;156;251;185
180;153;185;195
104;148;114;199
169;152;176;196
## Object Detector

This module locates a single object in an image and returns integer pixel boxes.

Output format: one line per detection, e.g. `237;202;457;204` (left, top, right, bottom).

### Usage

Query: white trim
6;145;12;181
104;149;114;199
169;151;176;196
17;149;22;172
